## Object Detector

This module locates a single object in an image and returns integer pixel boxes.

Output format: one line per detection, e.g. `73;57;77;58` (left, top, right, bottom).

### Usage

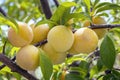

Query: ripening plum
31;24;49;44
69;27;98;54
16;45;39;71
42;43;66;64
47;25;74;52
83;16;107;39
8;22;33;47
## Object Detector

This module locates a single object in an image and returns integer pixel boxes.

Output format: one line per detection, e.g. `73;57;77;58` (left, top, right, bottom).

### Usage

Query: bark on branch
40;0;52;19
0;54;38;80
0;7;7;16
53;0;59;7
34;39;47;47
0;56;16;70
89;24;120;29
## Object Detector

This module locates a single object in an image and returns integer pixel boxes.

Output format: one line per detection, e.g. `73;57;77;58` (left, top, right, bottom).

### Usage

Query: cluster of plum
7;16;107;71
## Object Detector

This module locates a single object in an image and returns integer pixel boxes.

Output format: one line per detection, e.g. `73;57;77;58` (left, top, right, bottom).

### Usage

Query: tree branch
0;7;7;16
89;24;120;29
53;0;59;7
40;0;52;19
34;39;47;47
2;41;7;54
0;54;38;80
0;56;16;70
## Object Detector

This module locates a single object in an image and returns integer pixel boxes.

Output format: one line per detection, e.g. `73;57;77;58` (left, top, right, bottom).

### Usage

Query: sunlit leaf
35;19;57;28
95;3;120;13
39;49;53;80
64;12;90;24
94;2;111;10
12;72;21;80
96;13;109;17
83;0;90;13
50;2;76;25
93;0;100;7
0;13;18;32
24;13;35;23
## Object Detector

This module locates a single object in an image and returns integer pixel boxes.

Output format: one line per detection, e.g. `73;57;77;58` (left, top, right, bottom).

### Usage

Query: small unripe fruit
16;45;39;71
83;16;107;39
8;22;33;47
47;25;74;52
42;43;66;64
69;28;98;54
31;24;49;44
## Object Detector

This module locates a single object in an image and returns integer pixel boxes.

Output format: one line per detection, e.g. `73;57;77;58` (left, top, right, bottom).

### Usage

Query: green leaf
61;2;76;7
39;49;53;80
94;2;110;9
97;58;103;71
0;75;3;80
95;3;120;13
93;0;100;7
83;0;90;13
24;13;34;23
0;13;18;32
64;12;90;25
112;70;120;79
78;61;89;73
96;13;109;17
103;74;115;80
100;34;116;69
65;73;84;80
35;19;57;29
12;72;21;80
50;2;76;25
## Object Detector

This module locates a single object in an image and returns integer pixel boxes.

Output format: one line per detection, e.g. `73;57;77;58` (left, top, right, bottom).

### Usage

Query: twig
114;68;120;71
111;0;114;3
89;24;120;29
85;48;99;60
34;39;47;47
53;0;59;7
2;41;7;54
73;24;120;33
40;0;52;19
0;64;5;70
0;56;16;70
0;7;7;16
0;54;38;80
85;52;95;60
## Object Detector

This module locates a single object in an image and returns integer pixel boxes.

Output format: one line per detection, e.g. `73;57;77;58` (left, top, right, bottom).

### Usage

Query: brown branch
85;48;99;60
89;24;120;29
0;7;7;16
2;41;7;54
0;54;38;80
0;64;5;70
34;39;47;47
114;68;120;71
40;0;52;19
0;56;16;70
53;0;59;7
